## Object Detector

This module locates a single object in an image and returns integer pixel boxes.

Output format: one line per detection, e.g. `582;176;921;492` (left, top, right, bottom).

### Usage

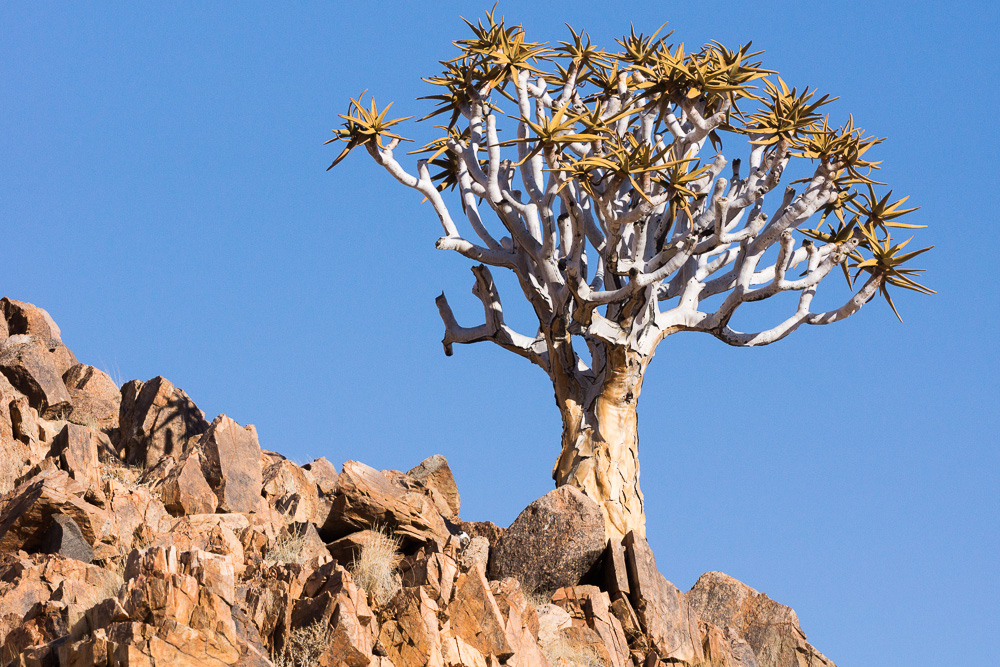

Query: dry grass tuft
349;527;402;606
99;459;144;488
265;527;311;566
272;621;332;667
540;635;605;667
523;586;554;608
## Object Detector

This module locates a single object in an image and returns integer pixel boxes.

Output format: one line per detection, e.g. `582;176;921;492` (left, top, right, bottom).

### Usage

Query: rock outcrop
0;297;841;667
488;485;606;593
687;571;835;667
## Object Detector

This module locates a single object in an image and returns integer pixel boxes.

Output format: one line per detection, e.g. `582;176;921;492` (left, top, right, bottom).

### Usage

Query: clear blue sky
3;3;997;665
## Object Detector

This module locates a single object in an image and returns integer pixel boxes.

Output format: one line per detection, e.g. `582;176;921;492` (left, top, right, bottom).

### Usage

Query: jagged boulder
196;414;264;514
0;469;111;553
379;585;443;667
687;571;836;667
49;423;103;498
62;364;121;432
141;450;219;516
303;456;338;495
0;335;74;420
0;298;77;375
262;458;321;524
118;376;210;468
288;562;377;667
550;586;630;667
622;531;704;665
407;454;460;519
446;563;514;662
488;485;606;593
325;460;451;547
696;620;760;667
40;514;94;563
489;577;552;667
0;552;122;658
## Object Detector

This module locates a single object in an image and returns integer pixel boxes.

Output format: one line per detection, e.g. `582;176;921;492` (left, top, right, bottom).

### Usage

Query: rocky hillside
0;297;837;667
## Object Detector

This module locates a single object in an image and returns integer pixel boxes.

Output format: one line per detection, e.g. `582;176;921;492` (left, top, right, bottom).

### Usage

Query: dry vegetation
272;621;333;667
265;527;311;566
540;635;606;667
523;587;554;609
348;528;402;606
99;459;144;488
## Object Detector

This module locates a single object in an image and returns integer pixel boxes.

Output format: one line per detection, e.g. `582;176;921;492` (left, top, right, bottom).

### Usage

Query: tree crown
327;9;933;381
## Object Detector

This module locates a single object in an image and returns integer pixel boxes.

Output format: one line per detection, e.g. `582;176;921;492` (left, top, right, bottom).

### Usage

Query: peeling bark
552;346;648;541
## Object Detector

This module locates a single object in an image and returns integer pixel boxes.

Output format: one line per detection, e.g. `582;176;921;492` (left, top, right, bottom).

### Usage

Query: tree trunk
552;346;648;542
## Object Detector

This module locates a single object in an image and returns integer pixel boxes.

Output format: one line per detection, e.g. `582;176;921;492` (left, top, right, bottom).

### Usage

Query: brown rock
290;564;376;667
262;459;320;524
243;562;312;652
447;563;514;661
535;604;572;646
0;335;74;419
686;571;836;667
543;625;612;667
118;376;210;468
379;586;444;667
488;577;551;667
604;537;631;598
195;414;264;514
0;390;31;494
398;548;459;606
105;486;172;557
303;456;339;495
2;299;65;347
0;469;111;552
623;532;703;664
50;423;102;496
458;520;504;547
325;460;450;547
62;364;121;431
327;529;383;566
59;628;113;667
1;600;70;665
103;619;238;667
459;535;490;573
697;620;760;667
407;454;460;519
608;594;645;651
151;514;248;576
118;546;242;665
442;634;488;667
40;514;94;563
488;486;605;594
0;298;77;376
7;393;36;443
550;586;630;667
142;451;219;516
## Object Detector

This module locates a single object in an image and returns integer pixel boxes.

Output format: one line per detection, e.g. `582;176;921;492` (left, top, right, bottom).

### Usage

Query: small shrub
272;621;332;667
99;460;144;488
348;527;401;606
265;527;311;566
523;586;554;609
540;634;605;667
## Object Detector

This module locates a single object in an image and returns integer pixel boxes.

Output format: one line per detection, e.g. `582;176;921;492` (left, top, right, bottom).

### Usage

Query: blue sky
2;3;997;665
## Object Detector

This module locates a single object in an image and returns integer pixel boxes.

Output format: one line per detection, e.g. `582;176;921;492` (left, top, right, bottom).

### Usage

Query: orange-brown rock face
0;297;841;667
687;571;836;667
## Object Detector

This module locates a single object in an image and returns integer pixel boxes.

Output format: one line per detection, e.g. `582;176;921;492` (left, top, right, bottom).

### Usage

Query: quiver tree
327;11;933;541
